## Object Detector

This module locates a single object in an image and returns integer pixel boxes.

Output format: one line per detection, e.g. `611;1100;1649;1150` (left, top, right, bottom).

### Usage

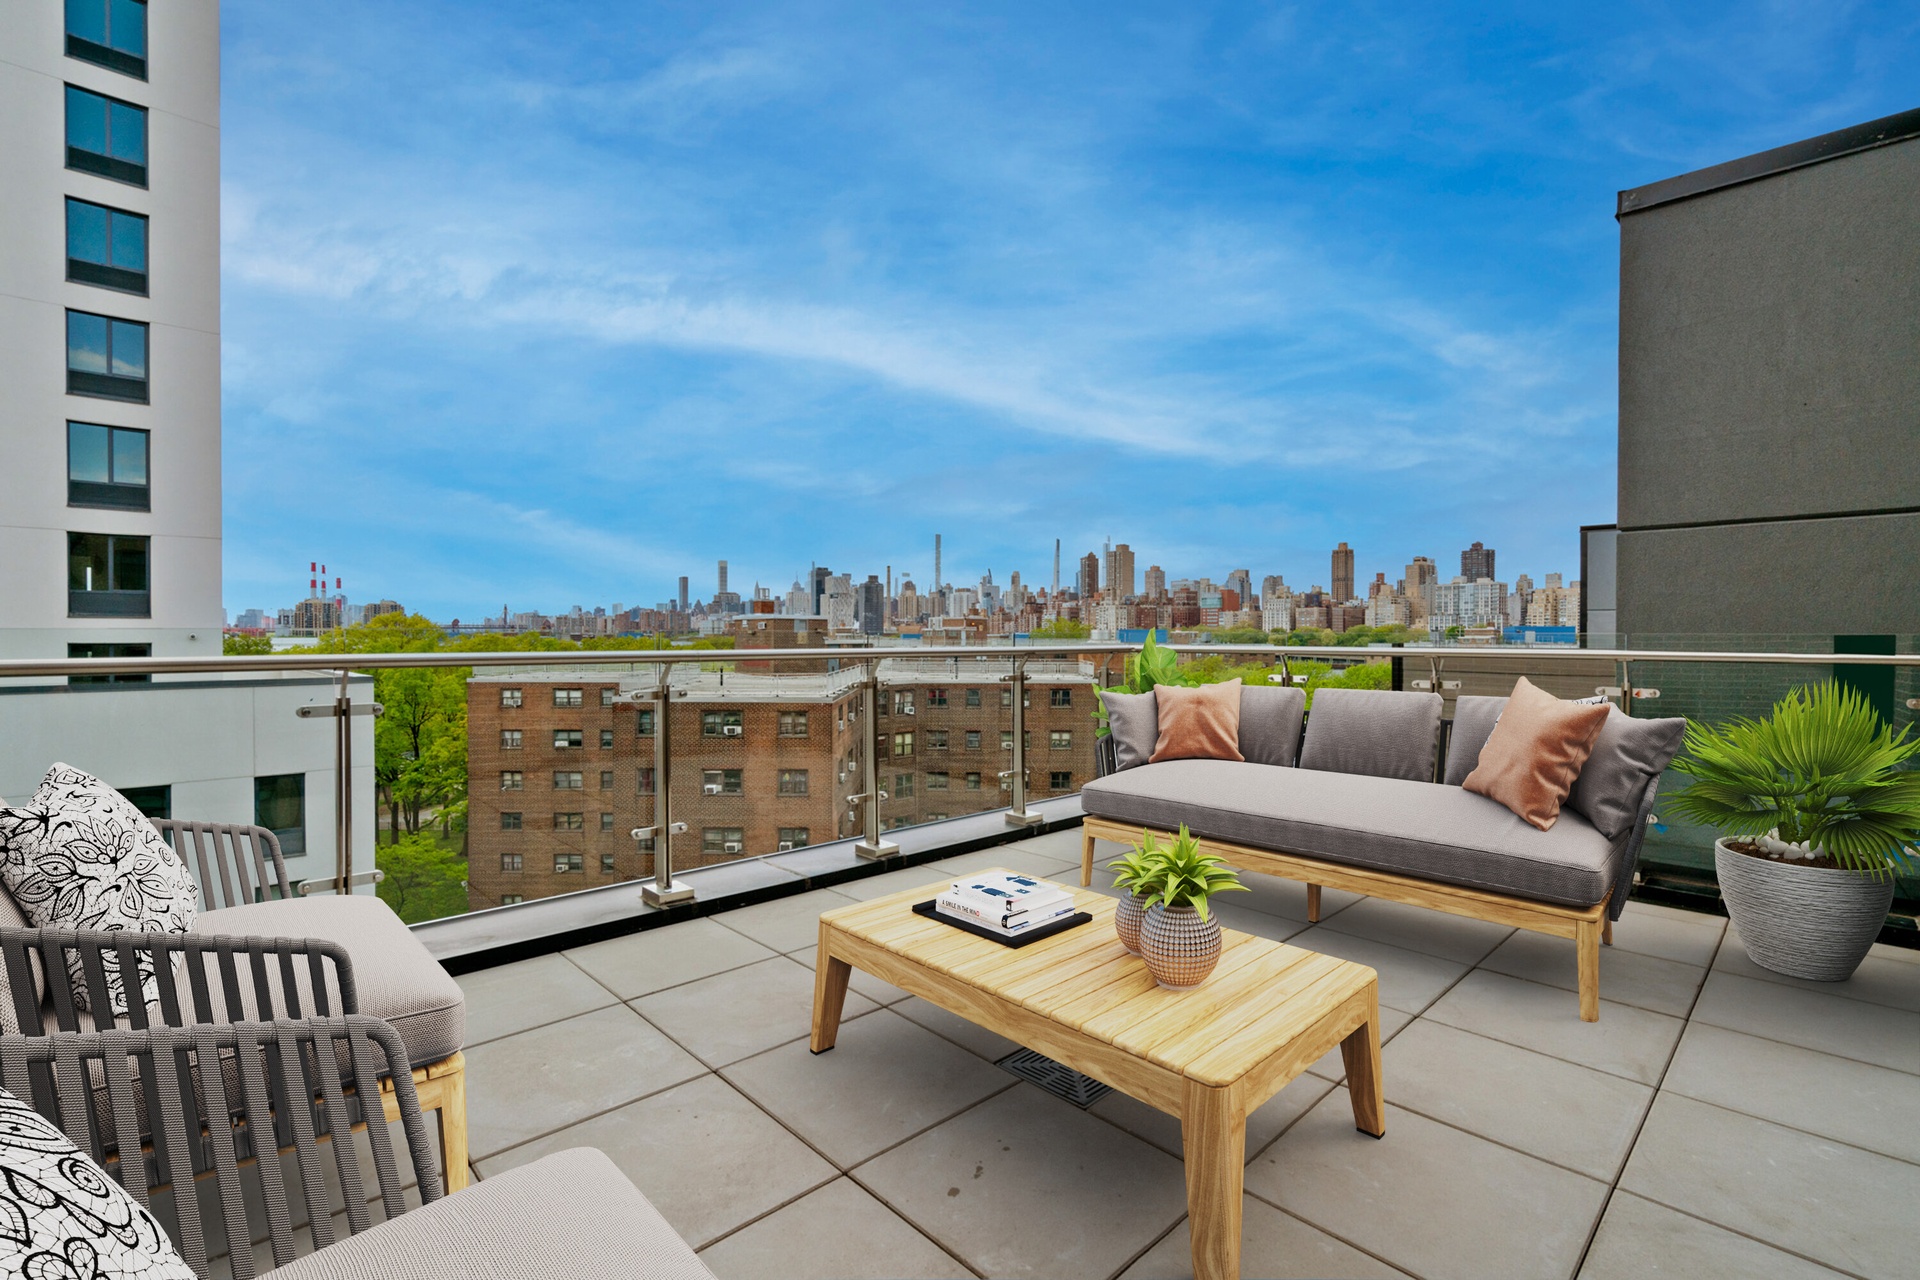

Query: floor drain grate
995;1048;1112;1108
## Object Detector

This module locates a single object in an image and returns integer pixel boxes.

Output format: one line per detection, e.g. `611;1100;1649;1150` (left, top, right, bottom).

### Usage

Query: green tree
373;667;468;843
223;632;272;655
376;833;469;924
1030;618;1092;640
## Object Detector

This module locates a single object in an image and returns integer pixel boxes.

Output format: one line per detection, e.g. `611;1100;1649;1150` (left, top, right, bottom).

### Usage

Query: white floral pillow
0;1083;195;1278
0;765;198;1016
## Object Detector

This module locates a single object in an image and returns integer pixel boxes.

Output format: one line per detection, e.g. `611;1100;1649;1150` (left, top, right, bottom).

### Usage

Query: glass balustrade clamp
1005;655;1043;828
855;655;900;860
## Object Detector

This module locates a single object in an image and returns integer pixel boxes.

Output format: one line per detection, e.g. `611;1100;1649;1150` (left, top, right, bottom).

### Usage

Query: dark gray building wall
1616;112;1920;638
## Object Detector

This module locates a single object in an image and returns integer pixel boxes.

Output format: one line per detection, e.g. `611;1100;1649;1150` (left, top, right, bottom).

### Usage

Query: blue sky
218;2;1920;619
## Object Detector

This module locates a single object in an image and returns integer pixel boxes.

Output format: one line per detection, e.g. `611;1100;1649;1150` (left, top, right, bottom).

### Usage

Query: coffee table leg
810;928;852;1054
1182;1078;1245;1280
1341;985;1386;1138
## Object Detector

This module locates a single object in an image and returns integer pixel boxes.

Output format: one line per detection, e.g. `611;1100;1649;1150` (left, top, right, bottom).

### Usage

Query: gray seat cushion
196;895;465;1068
260;1147;717;1280
1299;688;1443;782
1238;684;1305;767
1081;758;1617;907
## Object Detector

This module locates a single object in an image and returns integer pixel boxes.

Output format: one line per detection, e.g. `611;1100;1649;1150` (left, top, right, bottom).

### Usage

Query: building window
65;198;146;294
634;834;655;852
67;531;147;617
600;729;614;749
66;641;149;685
500;771;524;790
67;423;148;511
66;310;147;402
65;85;146;185
926;730;948;749
926;688;948;707
500;688;523;708
778;711;808;737
553;771;584;790
553;688;583;708
500;894;524;906
599;770;614;790
892;690;914;715
254;773;305;857
600;812;615;833
601;852;617;873
965;689;981;708
636;709;654;736
600;688;616;706
1050;688;1073;708
702;710;743;736
1050;771;1073;791
927;771;949;790
894;772;914;798
778;828;809;849
500;812;522;830
702;828;745;854
554;853;583;874
702;769;743;795
500;729;522;749
500;853;523;873
66;0;147;78
1050;730;1073;750
553;730;583;749
965;731;981;750
1001;731;1014;750
778;769;809;796
637;768;655;795
119;784;169;821
892;732;913;756
1002;689;1013;708
965;772;982;790
553;812;584;831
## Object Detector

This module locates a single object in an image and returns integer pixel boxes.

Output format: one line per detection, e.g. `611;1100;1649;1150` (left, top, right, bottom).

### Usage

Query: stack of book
934;872;1078;938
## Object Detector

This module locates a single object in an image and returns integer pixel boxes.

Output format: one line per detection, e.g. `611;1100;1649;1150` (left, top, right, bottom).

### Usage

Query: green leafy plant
1112;825;1247;920
1667;682;1920;877
1092;632;1193;736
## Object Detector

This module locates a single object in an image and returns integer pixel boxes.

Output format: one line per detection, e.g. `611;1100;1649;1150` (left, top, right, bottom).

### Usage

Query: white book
947;873;1072;917
936;893;1077;934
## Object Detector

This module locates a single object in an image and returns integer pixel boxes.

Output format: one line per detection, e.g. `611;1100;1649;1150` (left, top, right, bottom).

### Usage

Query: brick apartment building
465;655;1100;909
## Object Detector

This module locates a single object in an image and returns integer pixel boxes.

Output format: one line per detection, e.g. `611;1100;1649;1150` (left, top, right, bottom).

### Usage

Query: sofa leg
437;1054;470;1193
1576;920;1601;1022
1081;828;1096;887
1306;885;1321;923
1603;916;1613;947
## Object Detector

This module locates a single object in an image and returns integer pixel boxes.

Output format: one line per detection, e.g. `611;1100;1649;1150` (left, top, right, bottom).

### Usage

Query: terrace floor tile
708;886;860;954
454;952;619;1046
1602;901;1726;967
787;942;913;1005
1620;1093;1920;1279
1088;1071;1334;1163
1119;1195;1412;1280
1315;896;1516;966
1689;970;1920;1073
1283;926;1472;1015
926;846;1078;877
1478;929;1708;1018
1714;925;1920;1012
698;1176;971;1280
891;994;1023;1062
633;956;879;1068
564;917;781;999
1423;969;1684;1085
1578;1190;1847;1280
1306;1004;1415;1081
1247;1087;1610;1280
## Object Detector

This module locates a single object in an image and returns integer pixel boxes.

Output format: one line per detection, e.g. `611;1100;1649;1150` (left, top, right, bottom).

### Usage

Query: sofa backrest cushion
1444;696;1508;785
1099;690;1159;771
1567;707;1689;841
1299;688;1443;782
1238;684;1306;767
1150;680;1246;764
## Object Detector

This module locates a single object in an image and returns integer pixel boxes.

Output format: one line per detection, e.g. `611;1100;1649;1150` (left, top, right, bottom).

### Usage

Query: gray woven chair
1;1018;715;1279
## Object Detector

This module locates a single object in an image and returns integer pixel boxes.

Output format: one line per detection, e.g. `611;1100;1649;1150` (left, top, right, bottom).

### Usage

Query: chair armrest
0;926;358;1037
152;818;294;909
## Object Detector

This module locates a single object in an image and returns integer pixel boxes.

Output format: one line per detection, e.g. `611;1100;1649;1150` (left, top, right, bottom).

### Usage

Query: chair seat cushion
1081;759;1617;907
196;895;465;1068
259;1147;717;1280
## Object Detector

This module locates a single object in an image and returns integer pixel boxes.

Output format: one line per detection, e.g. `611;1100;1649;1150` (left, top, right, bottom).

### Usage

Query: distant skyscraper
934;534;943;591
1259;574;1287;605
1111;544;1136;600
856;575;884;635
811;566;831;615
1331;543;1355;603
1403;556;1437;621
1462;542;1495;582
717;560;729;597
1078;552;1099;598
1052;540;1061;595
677;576;689;612
1144;565;1167;599
1225;568;1252;608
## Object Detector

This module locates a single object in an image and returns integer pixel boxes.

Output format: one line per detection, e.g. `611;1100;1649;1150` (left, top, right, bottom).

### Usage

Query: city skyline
215;2;1918;618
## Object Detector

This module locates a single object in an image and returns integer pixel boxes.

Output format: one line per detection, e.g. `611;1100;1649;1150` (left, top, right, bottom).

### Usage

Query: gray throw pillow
1443;696;1508;786
1299;688;1444;782
1099;690;1159;771
1566;708;1687;841
1238;684;1306;767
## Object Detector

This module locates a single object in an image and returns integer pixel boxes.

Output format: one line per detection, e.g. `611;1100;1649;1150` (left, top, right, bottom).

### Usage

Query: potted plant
1128;825;1248;989
1106;841;1164;955
1667;682;1920;981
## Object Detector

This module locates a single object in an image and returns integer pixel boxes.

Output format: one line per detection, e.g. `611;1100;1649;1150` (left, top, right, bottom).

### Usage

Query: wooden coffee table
811;871;1385;1280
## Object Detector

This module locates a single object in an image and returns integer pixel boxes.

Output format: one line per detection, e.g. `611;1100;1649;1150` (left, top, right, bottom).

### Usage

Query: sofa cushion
259;1147;718;1280
1443;696;1508;786
1081;758;1616;907
1150;681;1245;764
1463;678;1611;831
196;894;465;1069
1099;690;1158;771
1567;708;1688;841
1238;684;1306;767
1298;688;1442;782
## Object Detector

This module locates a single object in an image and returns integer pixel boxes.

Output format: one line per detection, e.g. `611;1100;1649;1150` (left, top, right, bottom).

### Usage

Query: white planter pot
1714;838;1894;982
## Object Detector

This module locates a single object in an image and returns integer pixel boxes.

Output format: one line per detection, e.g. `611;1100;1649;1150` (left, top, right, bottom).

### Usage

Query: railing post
638;667;693;906
335;668;352;896
854;657;899;860
1004;655;1043;828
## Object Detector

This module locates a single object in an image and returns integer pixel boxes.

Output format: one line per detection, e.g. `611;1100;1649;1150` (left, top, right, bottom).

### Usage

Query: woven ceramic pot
1139;902;1222;990
1715;839;1894;981
1115;893;1150;955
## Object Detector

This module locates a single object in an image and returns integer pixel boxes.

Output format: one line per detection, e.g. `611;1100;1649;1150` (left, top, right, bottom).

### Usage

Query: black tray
912;899;1093;948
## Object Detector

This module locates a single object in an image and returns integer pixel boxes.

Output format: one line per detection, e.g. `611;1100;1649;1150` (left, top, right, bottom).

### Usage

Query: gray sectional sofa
1081;686;1685;1020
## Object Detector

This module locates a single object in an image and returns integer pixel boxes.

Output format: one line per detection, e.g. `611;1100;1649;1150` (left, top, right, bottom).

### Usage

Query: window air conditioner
702;783;723;795
723;725;743;736
904;705;915;715
723;841;742;853
778;841;795;851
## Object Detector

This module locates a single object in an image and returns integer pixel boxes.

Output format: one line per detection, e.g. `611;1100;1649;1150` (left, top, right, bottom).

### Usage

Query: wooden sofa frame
1081;817;1614;1021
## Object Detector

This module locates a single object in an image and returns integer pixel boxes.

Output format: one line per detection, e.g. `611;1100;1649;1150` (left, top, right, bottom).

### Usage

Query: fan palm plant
1666;682;1920;878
